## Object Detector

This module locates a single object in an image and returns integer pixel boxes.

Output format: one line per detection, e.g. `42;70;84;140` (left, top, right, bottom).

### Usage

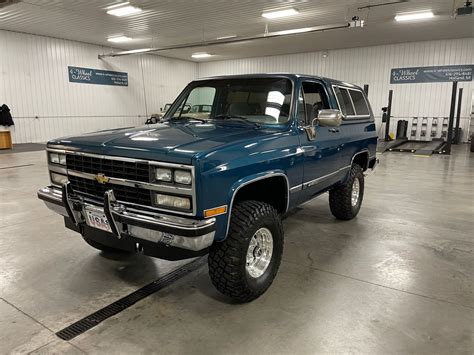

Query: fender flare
338;149;370;184
351;149;370;169
224;170;289;237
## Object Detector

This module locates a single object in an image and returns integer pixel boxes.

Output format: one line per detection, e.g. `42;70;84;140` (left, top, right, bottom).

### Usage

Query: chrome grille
66;155;150;182
68;175;152;206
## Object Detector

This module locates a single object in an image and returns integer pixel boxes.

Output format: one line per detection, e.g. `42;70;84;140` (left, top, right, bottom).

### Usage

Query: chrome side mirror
304;109;343;141
313;109;343;127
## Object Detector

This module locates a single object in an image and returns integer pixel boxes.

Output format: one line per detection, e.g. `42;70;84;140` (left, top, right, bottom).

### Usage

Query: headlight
155;168;172;182
49;152;66;165
155;194;191;210
50;172;68;186
174;170;192;185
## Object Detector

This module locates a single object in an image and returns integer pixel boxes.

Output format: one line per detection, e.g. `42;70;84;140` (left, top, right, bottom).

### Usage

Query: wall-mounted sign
68;66;128;86
390;65;473;84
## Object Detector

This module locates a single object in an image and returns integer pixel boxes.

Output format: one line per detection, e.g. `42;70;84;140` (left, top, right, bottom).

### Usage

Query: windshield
167;78;293;125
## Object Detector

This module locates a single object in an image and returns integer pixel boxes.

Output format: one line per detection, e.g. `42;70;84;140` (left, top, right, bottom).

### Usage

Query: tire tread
329;164;364;220
208;200;283;303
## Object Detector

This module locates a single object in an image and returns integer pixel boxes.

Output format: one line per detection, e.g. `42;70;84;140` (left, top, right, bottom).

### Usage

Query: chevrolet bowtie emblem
95;173;110;184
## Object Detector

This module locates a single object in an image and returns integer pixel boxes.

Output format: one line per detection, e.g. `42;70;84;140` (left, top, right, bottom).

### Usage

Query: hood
48;122;277;164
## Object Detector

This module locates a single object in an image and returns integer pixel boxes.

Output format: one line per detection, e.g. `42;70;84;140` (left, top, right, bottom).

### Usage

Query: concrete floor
0;145;473;354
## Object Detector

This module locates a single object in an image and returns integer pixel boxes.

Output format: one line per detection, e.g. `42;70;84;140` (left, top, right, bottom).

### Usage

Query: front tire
329;164;364;220
208;201;283;303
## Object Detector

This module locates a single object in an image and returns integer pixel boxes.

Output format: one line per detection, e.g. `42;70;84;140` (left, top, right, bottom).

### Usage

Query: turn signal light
204;205;227;218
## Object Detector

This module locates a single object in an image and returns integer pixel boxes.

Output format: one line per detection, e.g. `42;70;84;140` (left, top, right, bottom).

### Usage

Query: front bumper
37;184;215;252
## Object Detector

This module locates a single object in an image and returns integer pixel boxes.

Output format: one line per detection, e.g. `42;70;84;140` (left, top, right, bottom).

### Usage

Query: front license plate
84;208;112;233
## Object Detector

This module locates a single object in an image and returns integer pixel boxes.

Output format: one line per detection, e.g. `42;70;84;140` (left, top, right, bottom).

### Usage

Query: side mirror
313;109;343;127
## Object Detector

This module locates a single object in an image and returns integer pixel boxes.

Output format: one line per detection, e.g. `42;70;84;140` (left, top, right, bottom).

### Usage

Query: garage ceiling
0;0;472;61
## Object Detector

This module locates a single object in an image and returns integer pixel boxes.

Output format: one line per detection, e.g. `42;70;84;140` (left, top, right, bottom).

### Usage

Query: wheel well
352;151;369;171
233;176;288;214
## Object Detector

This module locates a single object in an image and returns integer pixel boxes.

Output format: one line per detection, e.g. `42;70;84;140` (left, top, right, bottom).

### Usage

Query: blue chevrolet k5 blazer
38;73;377;302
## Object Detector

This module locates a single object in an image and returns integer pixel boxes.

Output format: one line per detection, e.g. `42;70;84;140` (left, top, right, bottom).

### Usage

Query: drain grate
56;256;206;341
0;164;34;170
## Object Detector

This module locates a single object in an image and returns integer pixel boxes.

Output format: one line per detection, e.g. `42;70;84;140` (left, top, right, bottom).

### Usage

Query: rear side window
334;87;355;116
350;90;369;116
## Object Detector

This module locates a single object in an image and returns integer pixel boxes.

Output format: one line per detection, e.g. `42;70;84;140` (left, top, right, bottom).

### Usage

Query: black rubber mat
0;143;45;154
56;256;207;341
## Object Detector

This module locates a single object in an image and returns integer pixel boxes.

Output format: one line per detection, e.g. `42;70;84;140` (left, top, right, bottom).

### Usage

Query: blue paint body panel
47;74;378;241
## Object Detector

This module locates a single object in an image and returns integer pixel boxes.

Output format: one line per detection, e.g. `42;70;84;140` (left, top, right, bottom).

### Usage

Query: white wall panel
199;38;474;141
1;32;472;144
0;30;198;144
140;54;197;115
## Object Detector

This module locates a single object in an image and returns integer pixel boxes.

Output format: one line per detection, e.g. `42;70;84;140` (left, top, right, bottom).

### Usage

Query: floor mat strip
56;256;206;341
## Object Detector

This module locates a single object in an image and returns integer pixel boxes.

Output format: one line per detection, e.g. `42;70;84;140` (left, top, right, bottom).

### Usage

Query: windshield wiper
213;114;261;128
166;116;207;124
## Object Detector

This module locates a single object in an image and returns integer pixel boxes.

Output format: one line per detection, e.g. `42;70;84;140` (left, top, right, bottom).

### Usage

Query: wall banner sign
390;65;474;84
68;66;128;86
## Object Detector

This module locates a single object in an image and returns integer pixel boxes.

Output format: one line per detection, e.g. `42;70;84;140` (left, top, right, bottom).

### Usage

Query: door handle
328;128;340;133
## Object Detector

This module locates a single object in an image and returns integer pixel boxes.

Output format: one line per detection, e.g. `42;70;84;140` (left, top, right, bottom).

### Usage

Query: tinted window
302;82;329;124
350;90;369;116
334;87;355;116
168;78;292;125
297;89;306;126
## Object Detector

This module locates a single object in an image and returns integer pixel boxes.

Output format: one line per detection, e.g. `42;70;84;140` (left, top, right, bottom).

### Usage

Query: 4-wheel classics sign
390;65;473;84
68;66;128;86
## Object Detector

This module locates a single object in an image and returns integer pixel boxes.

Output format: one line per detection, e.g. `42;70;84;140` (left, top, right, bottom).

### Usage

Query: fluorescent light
108;36;132;43
216;35;237;40
262;8;299;19
191;53;212;59
395;11;434;21
273;27;312;36
119;48;154;54
107;2;142;16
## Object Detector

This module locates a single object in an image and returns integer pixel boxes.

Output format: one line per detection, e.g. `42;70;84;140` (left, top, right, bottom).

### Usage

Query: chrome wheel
351;178;360;207
246;227;273;278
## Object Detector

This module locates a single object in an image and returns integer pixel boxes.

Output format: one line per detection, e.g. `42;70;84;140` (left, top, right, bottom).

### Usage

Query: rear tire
329;164;364;220
208;201;283;303
83;237;132;254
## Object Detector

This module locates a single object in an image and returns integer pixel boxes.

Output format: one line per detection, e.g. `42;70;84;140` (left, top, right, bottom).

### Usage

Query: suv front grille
66;155;150;182
68;175;152;206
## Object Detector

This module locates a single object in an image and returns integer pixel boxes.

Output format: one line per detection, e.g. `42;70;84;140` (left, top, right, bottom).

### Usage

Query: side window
349;90;370;116
297;89;306;126
334;87;355;116
334;87;347;116
301;82;329;124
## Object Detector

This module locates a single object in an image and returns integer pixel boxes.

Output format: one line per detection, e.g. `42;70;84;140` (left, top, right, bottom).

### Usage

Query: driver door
297;81;343;200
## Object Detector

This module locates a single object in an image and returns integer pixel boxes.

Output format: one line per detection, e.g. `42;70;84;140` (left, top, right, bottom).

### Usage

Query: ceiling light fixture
191;53;212;59
117;48;153;55
107;2;142;17
273;27;312;36
394;11;434;21
262;8;299;19
216;35;237;40
107;36;132;43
